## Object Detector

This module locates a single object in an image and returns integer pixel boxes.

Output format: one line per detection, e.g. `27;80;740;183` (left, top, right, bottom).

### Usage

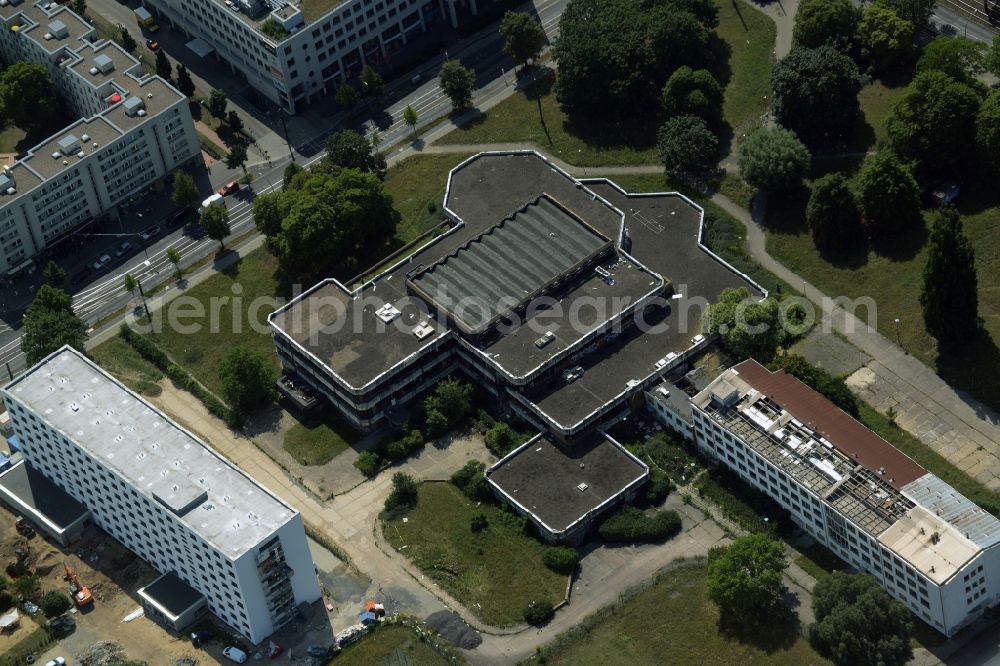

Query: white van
222;646;248;663
199;193;224;212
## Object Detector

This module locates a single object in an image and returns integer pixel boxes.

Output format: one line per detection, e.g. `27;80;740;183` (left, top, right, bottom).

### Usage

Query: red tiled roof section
733;359;926;490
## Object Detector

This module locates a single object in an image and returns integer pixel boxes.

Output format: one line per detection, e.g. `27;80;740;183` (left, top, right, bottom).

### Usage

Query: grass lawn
283;416;360;466
533;561;829;665
90;337;164;397
382;483;566;627
438;0;775;166
714;0;777;138
857;79;908;145
146;248;285;393
337;624;457;665
385;152;473;243
764;182;1000;414
0;124;25;154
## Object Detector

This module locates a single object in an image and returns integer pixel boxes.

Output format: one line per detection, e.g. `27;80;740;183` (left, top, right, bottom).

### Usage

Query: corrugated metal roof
734;359;927;490
410;195;609;335
901;474;1000;549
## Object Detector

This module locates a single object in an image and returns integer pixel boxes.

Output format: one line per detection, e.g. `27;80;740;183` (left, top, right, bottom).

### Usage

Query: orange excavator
63;562;93;607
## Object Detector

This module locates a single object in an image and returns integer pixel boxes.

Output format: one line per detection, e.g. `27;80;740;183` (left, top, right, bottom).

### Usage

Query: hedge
119;325;237;426
450;460;492;501
523;600;554;626
598;507;682;543
542;546;580;574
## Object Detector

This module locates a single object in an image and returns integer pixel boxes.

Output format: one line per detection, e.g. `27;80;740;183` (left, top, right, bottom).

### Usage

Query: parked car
222;646;248;663
218;180;240;196
114;241;133;258
190;630;214;648
92;254;112;271
307;645;333;659
561;366;584;383
45;658;66;666
145;38;159;51
139;225;161;242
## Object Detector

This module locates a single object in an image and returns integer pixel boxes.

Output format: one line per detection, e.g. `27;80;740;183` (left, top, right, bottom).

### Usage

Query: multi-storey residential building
145;0;495;113
690;359;1000;636
1;347;321;643
0;0;199;276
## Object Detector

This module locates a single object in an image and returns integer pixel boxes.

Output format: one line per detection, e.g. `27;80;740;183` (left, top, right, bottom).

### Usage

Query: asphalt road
0;0;569;378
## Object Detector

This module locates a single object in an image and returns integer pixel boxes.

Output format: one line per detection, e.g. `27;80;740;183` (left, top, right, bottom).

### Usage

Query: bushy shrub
643;468;673;506
40;591;72;618
423;377;474;438
451;460;492;501
470;513;489;532
484;421;518;457
471;409;497;434
523;600;555;626
542;546;580;574
384;473;419;513
642;433;699;481
597;507;682;542
354;450;383;477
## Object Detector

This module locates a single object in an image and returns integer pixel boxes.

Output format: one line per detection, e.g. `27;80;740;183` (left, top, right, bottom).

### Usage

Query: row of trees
707;535;913;666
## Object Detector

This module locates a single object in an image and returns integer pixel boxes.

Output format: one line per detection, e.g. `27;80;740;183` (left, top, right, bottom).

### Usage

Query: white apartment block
145;0;494;113
0;0;199;277
0;347;321;643
688;359;1000;636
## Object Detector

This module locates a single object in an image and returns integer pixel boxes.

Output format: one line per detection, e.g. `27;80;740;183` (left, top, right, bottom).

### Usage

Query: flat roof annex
486;433;648;534
2;347;297;559
409;195;612;336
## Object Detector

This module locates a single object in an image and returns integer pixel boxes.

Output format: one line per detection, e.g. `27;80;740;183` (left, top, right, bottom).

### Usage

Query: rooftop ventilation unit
136;109;146;117
94;53;113;74
81;133;90;142
62;160;68;166
88;67;98;75
92;142;98;148
5;188;14;195
412;321;435;340
51;152;60;159
58;133;81;155
43;33;53;40
47;20;68;39
576;482;589;492
123;96;145;117
374;303;401;323
76;151;85;158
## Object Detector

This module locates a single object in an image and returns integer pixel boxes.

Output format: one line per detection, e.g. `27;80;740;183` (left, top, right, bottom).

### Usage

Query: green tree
335;82;360;109
857;5;916;71
21;285;87;364
427;377;473;424
885;70;982;179
976;90;1000;171
124;272;148;317
0;62;61;132
42;261;66;288
809;573;912;666
170;171;200;210
854;152;921;238
71;0;86;17
771;45;861;138
873;0;935;27
40;591;72;618
703;287;783;362
707;534;788;623
439;59;476;110
199;202;231;250
206;89;228;119
225;143;249;182
166;247;182;280
324;129;386;179
792;0;860;50
261;169;398;277
12;575;39;600
554;0;711;119
360;64;384;99
484;421;516;456
920;206;978;347
402;104;418;138
384;472;419;512
225;110;245;137
660;66;723;122
218;347;276;416
737;126;811;193
806;172;863;255
500;11;546;68
283;162;304;189
657;114;719;183
118;24;137;54
986;34;1000;77
175;64;195;98
154;49;172;81
916;36;985;84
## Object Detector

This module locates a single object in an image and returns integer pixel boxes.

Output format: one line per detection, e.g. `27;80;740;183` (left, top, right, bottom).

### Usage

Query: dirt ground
0;509;204;665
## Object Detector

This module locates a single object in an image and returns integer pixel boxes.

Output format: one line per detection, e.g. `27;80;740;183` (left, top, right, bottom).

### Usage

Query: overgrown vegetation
283;416;360;466
597;506;682;543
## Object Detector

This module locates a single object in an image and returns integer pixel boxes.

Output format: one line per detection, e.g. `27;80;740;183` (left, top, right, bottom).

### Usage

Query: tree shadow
817;235;870;270
936;328;1000;418
759;187;809;234
717;602;801;652
707;34;734;89
870;220;929;262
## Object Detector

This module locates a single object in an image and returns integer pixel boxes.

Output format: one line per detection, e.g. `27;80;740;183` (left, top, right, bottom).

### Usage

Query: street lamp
501;67;507;86
894;317;902;348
